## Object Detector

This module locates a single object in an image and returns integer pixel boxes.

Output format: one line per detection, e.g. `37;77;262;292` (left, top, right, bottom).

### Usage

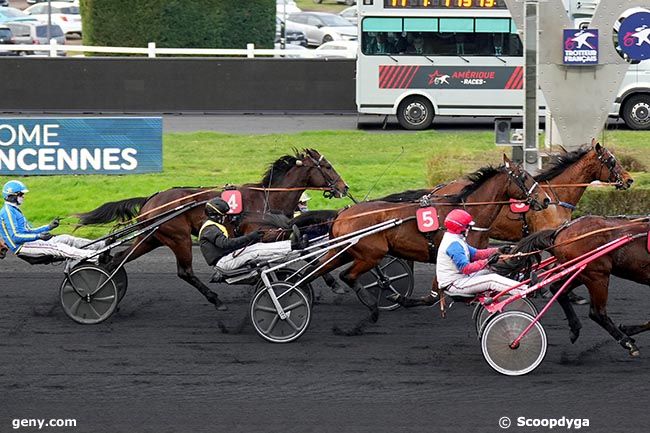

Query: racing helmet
2;180;29;200
444;209;474;234
205;197;230;220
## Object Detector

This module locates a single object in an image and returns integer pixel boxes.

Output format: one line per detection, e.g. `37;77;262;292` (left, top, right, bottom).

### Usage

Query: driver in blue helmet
0;180;105;263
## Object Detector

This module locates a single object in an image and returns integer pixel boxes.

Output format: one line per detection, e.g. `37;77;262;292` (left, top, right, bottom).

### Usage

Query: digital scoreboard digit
384;0;507;9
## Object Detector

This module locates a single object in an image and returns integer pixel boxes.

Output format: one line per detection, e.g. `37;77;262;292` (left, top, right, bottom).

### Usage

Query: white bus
356;0;650;130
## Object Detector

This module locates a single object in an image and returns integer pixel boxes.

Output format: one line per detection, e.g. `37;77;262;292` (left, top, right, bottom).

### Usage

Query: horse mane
534;146;591;182
260;148;319;187
378;189;431;203
445;165;502;203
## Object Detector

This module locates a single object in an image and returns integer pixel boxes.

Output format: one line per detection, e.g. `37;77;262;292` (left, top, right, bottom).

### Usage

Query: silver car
287;12;357;47
4;21;65;55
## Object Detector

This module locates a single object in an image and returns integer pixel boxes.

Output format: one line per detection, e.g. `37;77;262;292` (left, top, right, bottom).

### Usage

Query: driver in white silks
0;180;106;263
437;209;526;296
199;197;308;271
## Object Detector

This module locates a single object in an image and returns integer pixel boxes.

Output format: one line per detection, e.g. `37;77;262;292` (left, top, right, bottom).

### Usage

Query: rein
540;182;620;188
502;217;650;259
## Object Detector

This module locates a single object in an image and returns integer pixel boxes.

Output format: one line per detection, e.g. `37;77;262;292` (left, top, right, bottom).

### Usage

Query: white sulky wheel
357;256;414;311
481;311;547;376
60;265;119;325
474;297;538;336
250;281;311;344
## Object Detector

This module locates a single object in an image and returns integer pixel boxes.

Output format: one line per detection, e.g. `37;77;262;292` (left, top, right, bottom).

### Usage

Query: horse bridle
305;153;346;199
596;146;625;188
504;164;547;209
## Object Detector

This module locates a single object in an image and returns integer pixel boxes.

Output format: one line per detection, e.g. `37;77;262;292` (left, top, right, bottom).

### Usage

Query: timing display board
384;0;507;9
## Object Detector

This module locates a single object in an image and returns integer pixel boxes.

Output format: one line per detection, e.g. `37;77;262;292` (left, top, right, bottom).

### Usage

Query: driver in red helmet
436;209;523;296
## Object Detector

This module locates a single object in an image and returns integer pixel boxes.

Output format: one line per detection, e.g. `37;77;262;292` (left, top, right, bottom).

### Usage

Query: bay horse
381;141;633;244
313;156;549;321
500;215;650;356
76;149;349;310
387;142;632;308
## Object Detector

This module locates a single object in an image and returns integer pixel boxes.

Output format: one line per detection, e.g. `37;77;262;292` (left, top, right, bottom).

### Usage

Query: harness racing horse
312;156;549;322
76;149;349;310
499;216;650;357
387;142;632;308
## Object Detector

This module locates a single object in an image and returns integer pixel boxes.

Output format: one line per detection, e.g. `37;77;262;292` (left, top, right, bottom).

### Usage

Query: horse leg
550;280;583;343
107;235;161;270
159;235;227;311
585;274;639;356
321;272;346;294
389;277;439;308
338;258;382;323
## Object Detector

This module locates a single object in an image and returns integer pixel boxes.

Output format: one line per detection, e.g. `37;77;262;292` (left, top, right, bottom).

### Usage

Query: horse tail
75;196;149;225
492;230;557;278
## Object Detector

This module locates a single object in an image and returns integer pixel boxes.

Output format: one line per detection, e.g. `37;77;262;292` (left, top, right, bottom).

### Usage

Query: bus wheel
397;96;434;130
622;94;650;130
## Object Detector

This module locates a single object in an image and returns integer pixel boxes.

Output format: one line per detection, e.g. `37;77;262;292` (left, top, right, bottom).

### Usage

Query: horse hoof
370;309;379;323
630;349;640;357
215;303;228;311
570;331;580;344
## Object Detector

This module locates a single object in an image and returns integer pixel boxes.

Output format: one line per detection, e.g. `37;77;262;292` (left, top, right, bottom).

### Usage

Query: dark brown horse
313;156;549;320
502;216;650;356
381;141;633;244
76;149;349;310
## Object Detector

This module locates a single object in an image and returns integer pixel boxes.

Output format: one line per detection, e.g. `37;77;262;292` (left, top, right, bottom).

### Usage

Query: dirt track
1;248;649;433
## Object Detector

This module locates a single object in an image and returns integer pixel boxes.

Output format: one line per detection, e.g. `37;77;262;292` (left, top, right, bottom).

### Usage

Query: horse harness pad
416;207;439;232
509;198;530;214
647;231;650;254
221;190;243;215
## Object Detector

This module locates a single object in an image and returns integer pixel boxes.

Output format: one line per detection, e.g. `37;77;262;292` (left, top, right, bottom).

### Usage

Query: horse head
293;148;349;199
503;155;551;211
591;139;634;190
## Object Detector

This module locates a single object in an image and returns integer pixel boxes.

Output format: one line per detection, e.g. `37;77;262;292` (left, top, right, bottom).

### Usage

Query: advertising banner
0;117;162;175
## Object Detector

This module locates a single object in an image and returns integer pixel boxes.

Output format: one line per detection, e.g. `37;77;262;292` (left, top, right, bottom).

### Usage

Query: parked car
314;40;357;58
0;25;17;56
287;12;357;47
339;6;357;25
275;16;308;47
273;43;309;58
0;7;36;24
27;0;77;3
4;21;65;55
276;0;301;15
0;1;9;8
24;2;82;37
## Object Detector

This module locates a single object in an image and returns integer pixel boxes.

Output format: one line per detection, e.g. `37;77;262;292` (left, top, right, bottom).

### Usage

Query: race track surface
1;248;648;433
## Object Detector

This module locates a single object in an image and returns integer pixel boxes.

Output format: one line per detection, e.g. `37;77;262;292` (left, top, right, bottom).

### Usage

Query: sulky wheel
250;281;311;344
474;297;538;336
60;265;119;325
357;256;414;311
111;267;128;304
481;311;547;376
254;268;314;307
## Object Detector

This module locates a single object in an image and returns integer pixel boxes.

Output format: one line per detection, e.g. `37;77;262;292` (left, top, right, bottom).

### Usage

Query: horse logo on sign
563;29;599;65
618;11;650;61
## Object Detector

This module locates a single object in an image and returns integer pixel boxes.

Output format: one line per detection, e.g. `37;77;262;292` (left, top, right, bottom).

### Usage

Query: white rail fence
0;40;356;59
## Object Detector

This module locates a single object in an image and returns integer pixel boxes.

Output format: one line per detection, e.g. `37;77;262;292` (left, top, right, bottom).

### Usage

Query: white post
247;43;255;58
148;42;156;58
49;38;57;57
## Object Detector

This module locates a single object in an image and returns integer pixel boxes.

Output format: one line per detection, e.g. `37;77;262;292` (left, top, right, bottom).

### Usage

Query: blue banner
0;117;162;175
563;29;599;65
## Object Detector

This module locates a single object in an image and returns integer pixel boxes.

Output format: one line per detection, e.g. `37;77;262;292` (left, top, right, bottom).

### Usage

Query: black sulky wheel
111;267;128;303
250;281;311;344
60;265;119;325
254;268;315;307
357;256;414;311
474;297;538;336
481;311;547;376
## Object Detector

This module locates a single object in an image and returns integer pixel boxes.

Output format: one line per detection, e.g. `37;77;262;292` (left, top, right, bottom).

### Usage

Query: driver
437;209;524;296
0;180;105;263
200;197;308;271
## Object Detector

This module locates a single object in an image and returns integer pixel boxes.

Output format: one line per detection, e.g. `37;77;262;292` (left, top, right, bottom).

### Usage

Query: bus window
361;17;522;57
